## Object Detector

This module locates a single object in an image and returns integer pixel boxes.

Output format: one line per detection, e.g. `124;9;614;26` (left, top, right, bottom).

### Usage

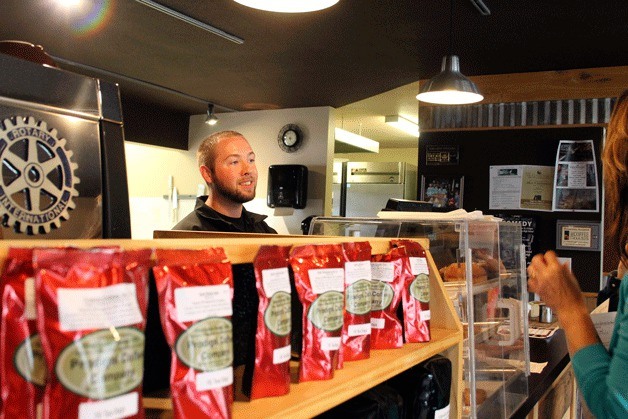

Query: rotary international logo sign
0;116;79;234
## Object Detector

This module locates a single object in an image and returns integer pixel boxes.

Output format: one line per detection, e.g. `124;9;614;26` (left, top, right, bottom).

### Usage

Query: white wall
124;142;199;239
125;106;334;237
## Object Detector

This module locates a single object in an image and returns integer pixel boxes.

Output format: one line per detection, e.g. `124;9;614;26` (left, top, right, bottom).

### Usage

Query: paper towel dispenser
267;164;308;209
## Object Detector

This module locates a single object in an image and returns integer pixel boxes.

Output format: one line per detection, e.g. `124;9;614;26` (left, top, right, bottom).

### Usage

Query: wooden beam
420;66;628;103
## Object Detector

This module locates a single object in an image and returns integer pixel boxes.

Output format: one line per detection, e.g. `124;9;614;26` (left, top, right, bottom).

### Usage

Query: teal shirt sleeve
571;275;628;418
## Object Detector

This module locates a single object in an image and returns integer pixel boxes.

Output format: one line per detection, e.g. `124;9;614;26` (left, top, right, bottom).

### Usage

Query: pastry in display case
310;216;530;419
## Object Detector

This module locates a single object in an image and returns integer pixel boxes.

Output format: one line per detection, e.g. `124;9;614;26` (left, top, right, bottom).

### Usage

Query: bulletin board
418;127;605;292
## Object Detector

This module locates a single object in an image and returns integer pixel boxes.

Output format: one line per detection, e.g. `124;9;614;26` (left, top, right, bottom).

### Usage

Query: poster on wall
489;165;554;211
425;145;459;165
553;140;599;212
420;175;464;210
496;214;537;266
521;166;555;210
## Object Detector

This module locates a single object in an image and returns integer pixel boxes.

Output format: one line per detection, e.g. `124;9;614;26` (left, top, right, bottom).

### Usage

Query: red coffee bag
246;245;292;399
339;241;372;363
370;246;412;349
34;247;151;419
290;244;345;382
153;248;233;419
0;248;45;419
392;240;431;343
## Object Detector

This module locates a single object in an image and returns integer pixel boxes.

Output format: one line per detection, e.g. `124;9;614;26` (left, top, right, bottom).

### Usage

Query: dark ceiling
1;0;627;116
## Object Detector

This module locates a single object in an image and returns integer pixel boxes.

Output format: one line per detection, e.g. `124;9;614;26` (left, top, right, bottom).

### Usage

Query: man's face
209;136;257;204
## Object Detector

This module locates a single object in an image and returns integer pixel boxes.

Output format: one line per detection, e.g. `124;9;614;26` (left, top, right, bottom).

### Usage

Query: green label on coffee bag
371;281;394;311
410;273;430;303
14;333;46;386
308;291;344;332
346;280;371;315
56;327;144;399
175;317;233;372
264;291;291;336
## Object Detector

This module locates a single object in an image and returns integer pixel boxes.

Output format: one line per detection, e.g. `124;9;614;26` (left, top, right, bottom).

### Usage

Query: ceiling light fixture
385;115;420;137
58;0;81;6
205;104;218;125
334;127;379;153
416;0;483;105
233;0;340;13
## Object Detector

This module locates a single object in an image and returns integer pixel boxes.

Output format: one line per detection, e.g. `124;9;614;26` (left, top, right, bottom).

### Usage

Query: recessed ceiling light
334;128;379;153
385;115;420;137
233;0;340;13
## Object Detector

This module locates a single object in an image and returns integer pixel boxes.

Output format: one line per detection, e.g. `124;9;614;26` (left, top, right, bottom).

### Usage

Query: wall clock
277;124;304;153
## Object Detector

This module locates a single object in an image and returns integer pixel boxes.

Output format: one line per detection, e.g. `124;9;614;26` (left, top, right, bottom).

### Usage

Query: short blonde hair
197;130;245;169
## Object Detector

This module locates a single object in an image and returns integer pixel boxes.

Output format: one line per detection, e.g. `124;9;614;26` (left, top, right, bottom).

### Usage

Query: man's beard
212;175;256;204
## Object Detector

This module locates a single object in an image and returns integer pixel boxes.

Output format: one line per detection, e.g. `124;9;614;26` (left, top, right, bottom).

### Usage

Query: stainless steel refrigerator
332;161;417;217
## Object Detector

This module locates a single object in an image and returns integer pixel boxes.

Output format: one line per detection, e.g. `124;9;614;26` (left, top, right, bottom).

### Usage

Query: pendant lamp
233;0;339;13
416;0;483;105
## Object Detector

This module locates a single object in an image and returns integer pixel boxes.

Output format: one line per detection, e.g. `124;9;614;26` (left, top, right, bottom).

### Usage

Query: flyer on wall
489;165;554;211
520;166;555;211
553;140;599;212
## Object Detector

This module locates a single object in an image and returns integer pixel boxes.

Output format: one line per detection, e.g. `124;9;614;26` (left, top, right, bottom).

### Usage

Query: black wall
418;127;605;292
121;96;190;150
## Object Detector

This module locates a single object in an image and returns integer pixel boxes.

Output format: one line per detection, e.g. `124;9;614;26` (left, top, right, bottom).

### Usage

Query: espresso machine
0;47;131;238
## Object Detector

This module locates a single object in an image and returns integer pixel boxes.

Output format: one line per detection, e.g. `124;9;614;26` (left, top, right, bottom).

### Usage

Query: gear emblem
0;116;80;234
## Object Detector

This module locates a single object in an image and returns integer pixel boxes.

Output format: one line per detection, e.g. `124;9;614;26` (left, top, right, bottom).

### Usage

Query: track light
205;104;218;125
136;0;244;44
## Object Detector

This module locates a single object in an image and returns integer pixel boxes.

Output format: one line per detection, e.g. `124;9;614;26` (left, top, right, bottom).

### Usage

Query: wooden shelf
234;328;460;418
143;328;461;418
0;234;463;418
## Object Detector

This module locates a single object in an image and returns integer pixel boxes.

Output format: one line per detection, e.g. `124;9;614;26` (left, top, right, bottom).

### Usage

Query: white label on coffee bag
196;367;233;391
371;318;385;329
24;277;37;320
78;391;138;419
321;337;341;351
409;257;429;276
262;267;291;297
348;323;371;337
273;344;291;364
175;284;232;323
420;310;431;322
434;404;450;419
309;268;344;294
371;262;395;282
58;284;142;331
344;261;371;285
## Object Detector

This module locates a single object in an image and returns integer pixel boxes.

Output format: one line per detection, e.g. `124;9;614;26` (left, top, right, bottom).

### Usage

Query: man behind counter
173;130;277;233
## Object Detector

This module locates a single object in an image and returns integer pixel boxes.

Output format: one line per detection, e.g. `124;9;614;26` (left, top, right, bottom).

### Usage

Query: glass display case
310;216;530;418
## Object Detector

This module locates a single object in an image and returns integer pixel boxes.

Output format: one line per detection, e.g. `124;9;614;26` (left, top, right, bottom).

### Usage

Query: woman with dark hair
527;90;628;417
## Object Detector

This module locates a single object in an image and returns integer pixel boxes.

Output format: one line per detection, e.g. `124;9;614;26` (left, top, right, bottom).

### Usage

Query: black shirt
172;195;277;234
